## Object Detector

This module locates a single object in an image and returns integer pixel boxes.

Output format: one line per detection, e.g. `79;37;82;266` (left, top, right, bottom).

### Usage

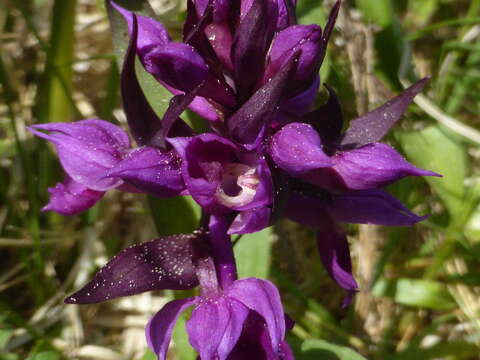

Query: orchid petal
28;120;129;191
330;189;428;226
228;278;286;352
65;235;199;304
316;218;358;294
341;78;429;148
120;13;164;147
42;176;104;216
106;147;185;197
228;206;271;235
332;143;440;190
228;56;298;148
265;24;321;87
318;0;340;66
146;298;197;360
232;0;271;100
269;123;332;177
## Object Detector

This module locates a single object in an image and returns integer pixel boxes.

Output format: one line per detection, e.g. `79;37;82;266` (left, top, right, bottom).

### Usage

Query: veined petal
188;296;249;360
28;120;129;191
65;235;199;304
269;123;332;177
330;189;428;226
42;176;104;216
228;206;271;235
106;147;185;197
332;143;440;190
316;218;358;294
146;298;197;360
228;278;286;353
340;78;429;148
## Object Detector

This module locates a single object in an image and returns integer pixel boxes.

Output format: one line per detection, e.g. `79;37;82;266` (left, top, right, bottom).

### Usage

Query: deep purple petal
188;296;249;360
276;0;297;30
65;235;199;304
232;0;273;100
228;278;286;353
42;176;104;216
283;191;330;228
332;143;440;190
106;147;185;197
304;83;343;145
330;189;428;226
28;119;129;191
143;42;209;93
228;206;271;235
119;13;164;147
227;55;298;148
269;122;332;177
110;1;171;52
316;218;358;293
177;134;238;213
146;298;197;360
265;24;321;86
317;0;340;67
340;78;429;148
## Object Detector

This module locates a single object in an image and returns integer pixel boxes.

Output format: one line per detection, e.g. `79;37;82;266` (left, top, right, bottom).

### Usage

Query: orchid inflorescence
28;0;439;358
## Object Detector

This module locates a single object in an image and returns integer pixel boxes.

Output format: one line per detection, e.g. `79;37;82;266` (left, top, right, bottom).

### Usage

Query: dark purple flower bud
265;24;322;89
64;234;200;304
42;175;104;216
28;119;130;191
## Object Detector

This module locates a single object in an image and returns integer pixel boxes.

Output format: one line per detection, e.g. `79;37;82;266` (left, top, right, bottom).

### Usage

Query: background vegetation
1;0;480;359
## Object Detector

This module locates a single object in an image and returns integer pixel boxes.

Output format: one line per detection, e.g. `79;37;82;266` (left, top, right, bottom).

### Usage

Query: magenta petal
278;75;320;121
43;176;104;215
187;297;249;360
284;192;329;228
269;122;332;177
330;189;428;226
143;42;209;93
318;0;340;66
65;235;199;304
106;147;185;197
332;143;440;190
228;206;271;235
341;78;429;148
228;278;286;353
146;298;197;360
28;119;129;191
316;219;358;293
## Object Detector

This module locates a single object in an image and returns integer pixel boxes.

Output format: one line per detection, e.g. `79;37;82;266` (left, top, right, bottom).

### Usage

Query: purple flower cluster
29;0;439;358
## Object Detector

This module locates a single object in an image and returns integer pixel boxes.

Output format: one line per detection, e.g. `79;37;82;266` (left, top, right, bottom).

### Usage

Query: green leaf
301;339;367;360
396;126;469;224
372;278;455;310
407;0;438;26
140;348;156;360
355;0;394;27
148;196;201;236
392;341;479;360
234;227;273;279
25;351;60;360
0;329;12;349
172;309;196;360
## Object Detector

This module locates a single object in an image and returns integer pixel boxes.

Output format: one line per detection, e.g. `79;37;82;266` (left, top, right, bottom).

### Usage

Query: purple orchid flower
66;215;293;360
266;81;441;302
